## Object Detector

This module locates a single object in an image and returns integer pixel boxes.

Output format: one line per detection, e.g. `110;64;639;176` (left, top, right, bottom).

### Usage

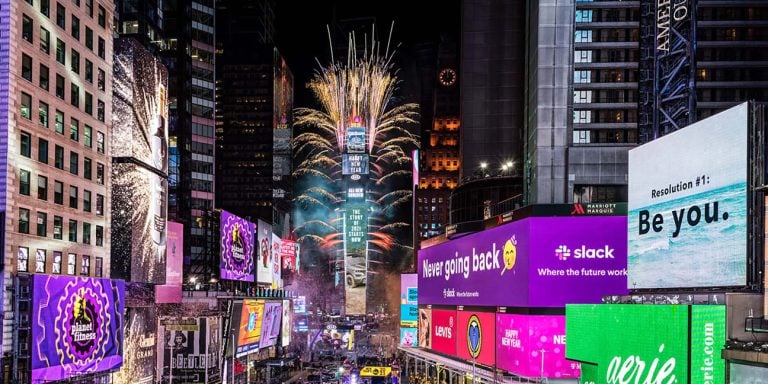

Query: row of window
18;207;104;245
18;168;105;214
22;10;107;65
573;109;638;124
572;129;638;144
23;0;106;29
17;246;103;277
20;131;106;183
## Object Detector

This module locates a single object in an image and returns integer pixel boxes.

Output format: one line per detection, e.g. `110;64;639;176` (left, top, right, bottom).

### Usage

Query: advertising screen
457;311;494;366
566;304;725;384
281;300;292;347
496;314;580;379
345;203;368;315
400;328;418;347
346;126;366;153
342;154;370;175
260;301;283;348
281;239;297;271
430;309;457;356
418;216;627;307
220;210;255;282
401;274;418;327
158;317;221;384
272;234;283;288
114;307;157;384
157;221;183;303
257;220;273;284
235;300;264;357
31;275;125;381
294;296;306;314
628;103;748;288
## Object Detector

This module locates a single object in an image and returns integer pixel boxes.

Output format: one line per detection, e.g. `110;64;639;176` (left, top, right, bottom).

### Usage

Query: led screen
281;239;297;271
400;328;418;347
31;275;125;381
156;221;183;303
272;234;282;288
113;307;157;384
257;220;273;284
235;300;264;357
220;210;255;282
628;103;748;288
430;309;457;356
259;301;282;348
281;300;292;347
158;317;221;384
400;274;418;327
344;204;368;314
457;311;495;366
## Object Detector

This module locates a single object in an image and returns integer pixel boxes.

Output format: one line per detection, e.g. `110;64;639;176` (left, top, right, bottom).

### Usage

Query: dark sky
275;0;460;110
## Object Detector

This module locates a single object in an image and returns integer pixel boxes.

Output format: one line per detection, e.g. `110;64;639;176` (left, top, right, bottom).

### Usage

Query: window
38;138;48;163
40;27;50;54
95;225;103;246
39;101;48;127
98;5;106;27
56;39;65;64
573;110;593;124
574;90;593;103
21;92;32;120
35;250;46;273
54;145;64;169
576;9;593;22
56;74;65;99
97;100;104;121
97;69;105;90
22;53;32;81
37;212;47;237
70;83;79;107
97;37;105;59
53;251;62;274
575;50;592;63
54;180;63;204
96;131;105;153
85;60;93;82
96;164;104;185
55;109;64;133
67;253;76;275
23;15;33;43
56;3;66;29
69;185;78;208
575;30;593;43
19;169;30;195
38;175;48;200
83;190;91;211
85;0;93;16
18;247;29;272
96;193;104;215
574;70;591;84
71;15;79;39
39;64;49;90
82;223;91;245
70;117;79;141
84;93;92;115
94;257;103;277
69;151;78;175
573;129;592;144
85;27;93;50
19;208;30;234
53;216;63;239
84;125;92;147
83;157;92;179
68;219;77;242
20;131;31;157
70;49;79;74
81;255;90;275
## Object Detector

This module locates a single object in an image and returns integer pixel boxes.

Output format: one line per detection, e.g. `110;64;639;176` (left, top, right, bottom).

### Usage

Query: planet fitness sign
220;210;255;281
31;275;125;381
418;216;627;307
566;304;725;384
457;311;495;366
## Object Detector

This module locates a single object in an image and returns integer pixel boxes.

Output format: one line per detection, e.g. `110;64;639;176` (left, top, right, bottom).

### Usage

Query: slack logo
556;245;615;260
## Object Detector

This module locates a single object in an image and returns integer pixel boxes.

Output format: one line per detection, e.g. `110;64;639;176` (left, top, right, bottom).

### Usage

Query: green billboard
566;304;725;384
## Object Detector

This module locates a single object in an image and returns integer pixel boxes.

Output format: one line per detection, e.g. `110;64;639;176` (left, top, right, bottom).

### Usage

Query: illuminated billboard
220;210;255;282
418;216;627;306
346;126;366;153
281;239;297;271
400;274;417;327
158;317;222;384
400;328;418;347
156;221;183;303
457;310;494;366
114;307;157;384
566;304;725;384
272;234;282;288
496;314;580;379
235;300;264;357
294;296;306;314
257;220;273;284
281;300;292;347
31;275;125;381
430;309;457;356
345;204;368;314
628;103;748;288
342;154;370;175
260;301;283;348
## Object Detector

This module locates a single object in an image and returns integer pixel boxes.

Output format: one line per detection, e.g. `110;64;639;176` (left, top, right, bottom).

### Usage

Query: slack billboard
31;275;125;381
457;310;495;367
418;216;627;307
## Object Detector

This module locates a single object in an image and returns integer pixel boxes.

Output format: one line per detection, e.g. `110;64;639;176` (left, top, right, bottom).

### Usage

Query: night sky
275;0;460;110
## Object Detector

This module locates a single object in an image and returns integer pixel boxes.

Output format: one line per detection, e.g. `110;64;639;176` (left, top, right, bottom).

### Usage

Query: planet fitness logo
221;216;254;278
467;314;482;359
54;279;111;369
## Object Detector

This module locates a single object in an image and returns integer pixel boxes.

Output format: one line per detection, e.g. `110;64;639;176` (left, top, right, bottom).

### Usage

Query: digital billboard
281;300;292;347
430;309;457;355
272;234;283;288
457;311;494;367
346;126;366;153
257;220;273;284
418;216;627;307
260;301;283;348
281;239;297;271
628;103;748;289
31;275;125;381
566;304;726;384
400;274;418;327
400;328;418;347
157;221;183;303
235;300;264;357
158;317;222;384
345;204;368;314
294;296;306;314
114;307;157;384
418;308;431;349
220;210;255;282
496;314;580;379
342;154;370;175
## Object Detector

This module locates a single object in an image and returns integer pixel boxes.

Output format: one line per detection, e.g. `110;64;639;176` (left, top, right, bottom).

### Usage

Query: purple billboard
418;216;627;307
259;301;283;348
220;210;255;282
31;275;125;381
